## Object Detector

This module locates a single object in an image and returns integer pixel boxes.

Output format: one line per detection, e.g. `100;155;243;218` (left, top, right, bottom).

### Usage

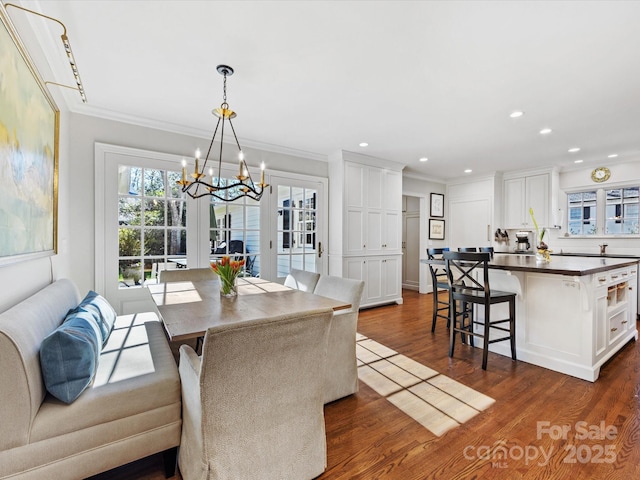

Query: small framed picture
430;193;444;218
429;219;445;240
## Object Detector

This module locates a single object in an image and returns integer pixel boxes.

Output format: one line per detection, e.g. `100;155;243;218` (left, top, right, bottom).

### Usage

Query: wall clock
591;167;611;183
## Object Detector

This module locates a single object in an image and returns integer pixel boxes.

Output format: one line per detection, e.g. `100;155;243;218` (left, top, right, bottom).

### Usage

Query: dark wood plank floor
88;289;640;479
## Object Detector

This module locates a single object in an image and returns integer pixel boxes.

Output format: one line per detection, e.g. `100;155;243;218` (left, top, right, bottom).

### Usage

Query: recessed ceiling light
568;147;580;153
419;157;428;162
359;142;368;147
608;153;618;158
510;111;524;118
574;159;584;164
464;169;472;173
539;128;552;135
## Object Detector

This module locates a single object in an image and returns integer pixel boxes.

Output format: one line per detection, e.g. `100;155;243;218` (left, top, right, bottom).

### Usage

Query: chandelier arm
228;118;254;185
218;115;227;191
202;115;222;176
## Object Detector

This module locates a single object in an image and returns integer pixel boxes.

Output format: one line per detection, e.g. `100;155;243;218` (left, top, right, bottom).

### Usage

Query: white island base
478;264;638;382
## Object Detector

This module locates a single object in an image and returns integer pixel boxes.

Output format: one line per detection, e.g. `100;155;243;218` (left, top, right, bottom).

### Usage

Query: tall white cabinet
329;151;404;308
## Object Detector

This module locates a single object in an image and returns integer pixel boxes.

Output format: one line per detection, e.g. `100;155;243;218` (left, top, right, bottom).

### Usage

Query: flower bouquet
211;256;245;297
529;208;551;262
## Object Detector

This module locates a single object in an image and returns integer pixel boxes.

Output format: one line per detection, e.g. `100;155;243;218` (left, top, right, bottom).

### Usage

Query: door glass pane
209;181;260;278
118;165;186;287
144;169;165;197
276;184;319;276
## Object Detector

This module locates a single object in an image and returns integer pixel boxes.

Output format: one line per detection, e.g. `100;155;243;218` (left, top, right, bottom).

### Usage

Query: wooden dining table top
148;277;351;342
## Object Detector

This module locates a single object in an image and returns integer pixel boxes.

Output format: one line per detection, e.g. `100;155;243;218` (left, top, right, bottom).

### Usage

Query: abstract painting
0;6;58;265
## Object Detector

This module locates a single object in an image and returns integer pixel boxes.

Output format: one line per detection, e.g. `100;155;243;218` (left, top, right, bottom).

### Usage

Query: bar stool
479;246;495;259
444;251;517;370
426;248;450;332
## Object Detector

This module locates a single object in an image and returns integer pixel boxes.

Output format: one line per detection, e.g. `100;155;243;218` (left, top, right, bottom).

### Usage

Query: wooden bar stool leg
482;303;491;370
509;298;517;361
449;298;457;358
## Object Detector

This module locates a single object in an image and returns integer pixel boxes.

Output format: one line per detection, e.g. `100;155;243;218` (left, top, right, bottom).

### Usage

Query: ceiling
7;0;640;181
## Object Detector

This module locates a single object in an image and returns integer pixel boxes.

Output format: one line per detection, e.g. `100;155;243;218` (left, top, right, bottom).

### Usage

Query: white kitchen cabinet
485;262;638;381
343;163;402;256
503;173;551;229
329;151;404;308
344;255;402;308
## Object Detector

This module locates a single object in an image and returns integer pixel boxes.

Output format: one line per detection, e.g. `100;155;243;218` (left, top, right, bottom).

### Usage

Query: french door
269;175;328;283
97;144;328;312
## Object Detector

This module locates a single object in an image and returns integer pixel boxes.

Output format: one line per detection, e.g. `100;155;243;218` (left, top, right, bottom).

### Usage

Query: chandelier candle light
177;65;268;201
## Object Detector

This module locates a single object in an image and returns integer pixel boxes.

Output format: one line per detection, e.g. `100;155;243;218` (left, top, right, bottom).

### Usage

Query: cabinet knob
611;327;618;332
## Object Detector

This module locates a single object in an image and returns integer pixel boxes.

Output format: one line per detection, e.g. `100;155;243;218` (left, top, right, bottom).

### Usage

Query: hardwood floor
89;289;640;479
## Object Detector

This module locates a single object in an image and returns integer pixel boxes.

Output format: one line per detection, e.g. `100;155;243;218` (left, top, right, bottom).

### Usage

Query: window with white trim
567;186;639;236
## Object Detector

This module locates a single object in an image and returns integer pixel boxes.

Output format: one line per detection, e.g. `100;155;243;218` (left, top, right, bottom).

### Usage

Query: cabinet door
526;174;550;228
365;257;384;304
344;257;366;282
366;210;383;254
383;170;403;212
449;197;492;250
383;210;401;252
382;256;401;299
366;166;383;211
345;209;365;255
345;162;365;209
504;177;525;228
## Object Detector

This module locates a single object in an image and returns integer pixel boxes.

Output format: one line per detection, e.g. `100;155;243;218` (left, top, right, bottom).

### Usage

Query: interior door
269;175;327;283
402;202;420;290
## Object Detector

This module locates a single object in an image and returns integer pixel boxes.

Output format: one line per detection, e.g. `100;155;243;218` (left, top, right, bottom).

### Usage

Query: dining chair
426;248;450;333
458;247;478;252
158;267;216;283
443;251;517;370
313;275;365;403
284;268;321;292
177;308;333;480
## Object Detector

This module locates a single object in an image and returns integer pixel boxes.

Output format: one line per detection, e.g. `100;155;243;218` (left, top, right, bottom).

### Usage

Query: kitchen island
425;255;639;381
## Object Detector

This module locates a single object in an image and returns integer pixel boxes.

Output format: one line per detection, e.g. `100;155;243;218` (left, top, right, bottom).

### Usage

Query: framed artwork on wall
0;6;59;266
430;193;444;218
429;219;445;240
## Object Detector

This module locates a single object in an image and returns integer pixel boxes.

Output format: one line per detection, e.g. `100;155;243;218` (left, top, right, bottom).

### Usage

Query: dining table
148;276;351;342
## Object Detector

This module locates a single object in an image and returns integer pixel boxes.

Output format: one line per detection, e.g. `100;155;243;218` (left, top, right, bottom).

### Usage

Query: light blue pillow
74;291;117;346
40;310;102;404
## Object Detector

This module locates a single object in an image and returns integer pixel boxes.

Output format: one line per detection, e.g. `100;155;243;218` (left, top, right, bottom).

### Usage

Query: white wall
402;175;446;293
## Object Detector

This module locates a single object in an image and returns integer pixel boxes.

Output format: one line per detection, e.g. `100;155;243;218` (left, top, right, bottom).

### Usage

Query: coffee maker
515;231;531;253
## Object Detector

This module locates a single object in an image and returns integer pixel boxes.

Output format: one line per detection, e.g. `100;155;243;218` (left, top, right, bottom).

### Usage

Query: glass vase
220;277;238;298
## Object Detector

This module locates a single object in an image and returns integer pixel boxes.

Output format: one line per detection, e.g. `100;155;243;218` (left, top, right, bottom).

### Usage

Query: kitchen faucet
599;243;608;255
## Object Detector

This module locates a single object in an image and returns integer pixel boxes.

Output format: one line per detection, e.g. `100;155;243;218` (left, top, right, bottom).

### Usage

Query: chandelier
178;65;267;201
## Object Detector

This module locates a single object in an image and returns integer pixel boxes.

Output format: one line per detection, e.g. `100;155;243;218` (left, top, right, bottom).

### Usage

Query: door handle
318;241;324;258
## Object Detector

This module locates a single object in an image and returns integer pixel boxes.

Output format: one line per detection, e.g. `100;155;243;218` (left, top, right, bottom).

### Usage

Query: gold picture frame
0;5;59;265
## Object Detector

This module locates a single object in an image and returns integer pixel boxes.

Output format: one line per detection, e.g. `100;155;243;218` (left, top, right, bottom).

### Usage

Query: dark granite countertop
489;254;639;276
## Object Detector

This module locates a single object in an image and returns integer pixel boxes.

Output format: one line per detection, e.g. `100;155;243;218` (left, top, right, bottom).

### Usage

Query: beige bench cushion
30;312;180;442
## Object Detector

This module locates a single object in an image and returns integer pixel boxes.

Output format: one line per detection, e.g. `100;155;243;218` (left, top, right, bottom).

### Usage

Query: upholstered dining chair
426;248;450;332
284;268;321;292
178;308;334;480
313;275;365;404
443;251;517;370
158;267;216;283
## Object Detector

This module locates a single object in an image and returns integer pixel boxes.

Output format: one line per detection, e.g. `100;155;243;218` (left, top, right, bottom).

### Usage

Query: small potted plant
529;208;551;262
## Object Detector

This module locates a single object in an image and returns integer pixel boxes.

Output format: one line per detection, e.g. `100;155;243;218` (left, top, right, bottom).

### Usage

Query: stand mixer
515;231;531;253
